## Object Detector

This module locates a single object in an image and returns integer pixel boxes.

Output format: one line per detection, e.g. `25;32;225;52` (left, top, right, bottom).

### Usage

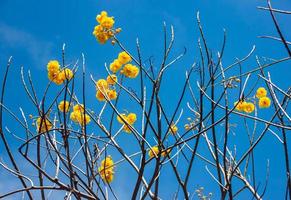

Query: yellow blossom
59;69;73;81
109;59;122;73
121;64;139;78
36;117;52;133
123;125;132;133
117;114;127;124
73;104;84;112
234;101;247;112
93;25;109;44
256;87;267;99
93;11;119;44
148;146;159;158
243;102;255;113
99;169;114;183
170;124;178;134
107;89;117;100
48;71;59;82
161;148;171;157
70;104;90;125
70;111;80;123
70;111;90;125
117;113;137;133
106;74;118;85
100;16;115;29
58;101;70;113
259;97;271;108
127;113;137;124
96;79;109;91
54;73;65;85
101;156;114;168
98;156;115;183
96;89;117;101
117;51;132;65
115;28;122;33
47;60;60;73
117;113;136;125
78;113;91;126
96;11;108;23
96;90;106;101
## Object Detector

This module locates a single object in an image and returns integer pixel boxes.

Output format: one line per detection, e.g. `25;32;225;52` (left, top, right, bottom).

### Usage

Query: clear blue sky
0;0;290;199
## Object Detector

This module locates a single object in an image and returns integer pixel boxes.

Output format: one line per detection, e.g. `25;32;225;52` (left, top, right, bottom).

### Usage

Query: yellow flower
115;28;122;33
96;90;106;101
109;59;122;73
170;123;178;134
148;146;170;158
101;156;114;168
256;87;267;99
117;113;136;125
259;97;271;108
93;11;118;44
48;71;59;82
117;114;127;124
107;89;117;100
117;113;137;133
70;111;80;123
106;74;118;85
161;148;171;157
100;16;115;29
98;156;115;183
100;169;114;183
117;51;132;65
93;25;110;44
123;125;132;133
58;101;70;113
96;79;109;91
121;64;139;78
73;104;84;112
243;102;255;113
96;89;117;101
78;113;91;126
47;60;60;73
70;104;90;125
70;111;90;125
36;117;52;133
59;69;73;81
54;73;65;85
127;113;137;124
234;101;247;112
96;11;108;23
47;61;73;85
148;146;159;158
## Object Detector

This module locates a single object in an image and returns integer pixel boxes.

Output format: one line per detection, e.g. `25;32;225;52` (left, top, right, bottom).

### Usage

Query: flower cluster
70;104;91;126
58;101;71;113
109;51;139;78
234;101;255;113
92;11;121;44
95;75;118;101
256;87;271;108
234;87;271;113
36;117;52;133
148;146;170;158
98;156;115;183
117;112;137;133
47;60;73;85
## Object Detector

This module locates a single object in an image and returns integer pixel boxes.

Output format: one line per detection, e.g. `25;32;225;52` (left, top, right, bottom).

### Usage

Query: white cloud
0;22;54;67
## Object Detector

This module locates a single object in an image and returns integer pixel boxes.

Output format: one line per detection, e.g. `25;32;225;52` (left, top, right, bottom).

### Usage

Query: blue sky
0;0;291;199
